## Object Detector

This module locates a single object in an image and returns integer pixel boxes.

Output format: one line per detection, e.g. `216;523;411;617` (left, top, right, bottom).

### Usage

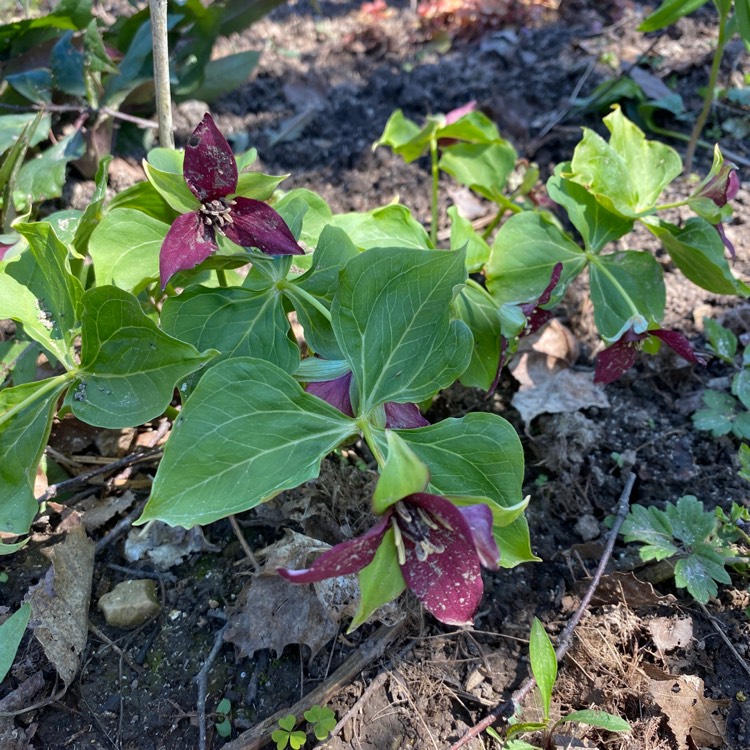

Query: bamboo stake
150;0;174;149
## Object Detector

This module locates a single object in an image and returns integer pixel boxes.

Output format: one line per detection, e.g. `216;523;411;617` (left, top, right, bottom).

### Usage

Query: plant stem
655;199;691;211
429;136;440;247
278;281;332;322
685;1;730;174
0;370;77;429
150;0;174;149
216;269;228;287
164;404;180;420
359;419;385;466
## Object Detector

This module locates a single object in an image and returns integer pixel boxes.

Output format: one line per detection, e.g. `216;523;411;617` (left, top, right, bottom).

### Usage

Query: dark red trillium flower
594;328;707;385
278;493;500;626
306;371;429;428
692;161;740;259
159;113;303;288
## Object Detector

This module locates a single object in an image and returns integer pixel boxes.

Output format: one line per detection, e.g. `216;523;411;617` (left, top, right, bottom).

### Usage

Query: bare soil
3;0;750;749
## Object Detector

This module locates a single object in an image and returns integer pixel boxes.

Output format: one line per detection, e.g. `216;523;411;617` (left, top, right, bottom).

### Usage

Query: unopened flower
159;113;303;288
594;327;707;385
279;493;500;626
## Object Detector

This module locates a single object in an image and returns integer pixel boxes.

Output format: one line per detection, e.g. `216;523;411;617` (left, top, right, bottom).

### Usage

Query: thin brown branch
196;622;230;750
449;471;636;750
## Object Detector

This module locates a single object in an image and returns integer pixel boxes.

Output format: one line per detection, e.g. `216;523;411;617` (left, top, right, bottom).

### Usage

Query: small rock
574;514;600;542
98;580;160;629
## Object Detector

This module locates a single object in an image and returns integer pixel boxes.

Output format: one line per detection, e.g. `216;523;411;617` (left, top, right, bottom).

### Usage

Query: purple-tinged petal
0;243;12;261
650;329;707;366
159;211;217;288
715;222;736;260
400;494;484;626
457;503;500;570
486;336;508;396
520;262;562;319
384;402;429;429
183;113;238;202
593;340;638;385
695;165;740;207
278;515;391;583
225;198;304;256
444;101;476;125
305;373;354;417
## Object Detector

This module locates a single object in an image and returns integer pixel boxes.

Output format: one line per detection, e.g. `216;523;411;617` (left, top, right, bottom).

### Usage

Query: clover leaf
303;705;336;741
272;715;306;750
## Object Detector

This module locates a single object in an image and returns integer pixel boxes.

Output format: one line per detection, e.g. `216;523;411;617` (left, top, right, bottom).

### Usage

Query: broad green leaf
737;0;750;45
73;154;112;256
350;528;406;631
502;740;542;750
106;181;177;224
674;546;731;603
332;247;471;412
452;283;502;391
439;141;517;203
0;376;70;535
692;390;736;437
643;217;749;296
294;358;350;383
703;317;737;363
546;163;633;252
6;69;53;104
14;130;86;209
67;286;216;427
620;504;679;560
666;495;716;547
43;209;81;250
50;31;86;96
486;212;586;306
529;618;556;721
273;189;333;249
567;107;682;218
0;603;31;683
447;205;490;272
0;113;51;157
143;151;199;214
638;0;709;31
373;109;433;163
436;110;503;143
332;205;432;251
161;285;299;381
0;537;29;555
235;170;288;201
561;710;630;732
140;357;357;527
733;370;750;410
187;50;261;103
88;208;168;292
372;431;430;513
588;251;665;341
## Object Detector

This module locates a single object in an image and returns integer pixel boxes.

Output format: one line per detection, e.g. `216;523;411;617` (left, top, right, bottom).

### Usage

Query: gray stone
98;579;160;630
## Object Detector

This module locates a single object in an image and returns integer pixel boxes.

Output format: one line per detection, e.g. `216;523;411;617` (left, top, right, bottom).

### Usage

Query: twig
196;622;230;750
221;621;407;750
229;515;260;572
150;0;174;149
323;671;388;742
88;621;145;675
697;602;750;679
94;499;148;554
449;471;636;750
0;102;159;129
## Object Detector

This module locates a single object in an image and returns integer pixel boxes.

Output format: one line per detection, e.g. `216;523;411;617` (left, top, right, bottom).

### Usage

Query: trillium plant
0;104;746;627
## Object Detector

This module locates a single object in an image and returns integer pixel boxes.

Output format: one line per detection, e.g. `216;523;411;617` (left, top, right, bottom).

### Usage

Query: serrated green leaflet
674;547;731;604
667;495;716;547
486;212;586;306
332;246;471;413
568;107;682;218
643;217;749;297
0;603;31;683
703;317;737;363
621;504;680;560
68;286;217;427
332;205;432;251
161;285;299;379
588;251;665;341
140;357;357;527
546;164;634;252
693;390;737;437
0;376;70;534
88;208;168;292
529;618;556;721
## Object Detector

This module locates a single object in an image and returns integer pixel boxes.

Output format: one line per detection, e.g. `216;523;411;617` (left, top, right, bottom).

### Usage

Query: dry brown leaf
648;616;693;653
124;520;219;570
585;571;676;608
647;674;729;749
28;518;94;687
79;490;137;533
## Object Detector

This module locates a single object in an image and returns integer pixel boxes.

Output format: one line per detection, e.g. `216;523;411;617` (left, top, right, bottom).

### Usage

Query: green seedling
272;714;306;750
303;705;336;741
214;697;232;739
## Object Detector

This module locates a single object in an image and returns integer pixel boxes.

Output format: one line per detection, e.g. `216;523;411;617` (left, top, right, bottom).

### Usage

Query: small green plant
303;704;336;741
271;714;307;750
487;618;630;748
214;697;232;739
620;495;750;603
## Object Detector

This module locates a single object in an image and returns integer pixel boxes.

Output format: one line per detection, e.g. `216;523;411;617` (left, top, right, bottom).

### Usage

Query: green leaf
437;110;504;143
373;109;433;163
372;431;430;513
306;705;336;740
738;443;750;482
107;180;177;223
452;283;502;391
235;170;288;201
278;715;296;731
588;251;665;341
486;212;586;306
732;411;750;440
439;141;517;203
502;738;543;749
187;50;261;103
674;546;731;603
50;31;86;96
703;317;738;363
332;205;432;251
273;189;332;249
88;208;168;292
0;603;31;683
0;113;51;157
67;286;216;427
73;154;112;256
620;504;680;560
83;19;118;74
529;618;556;721
638;0;709;31
144;149;199;214
349;527;406;631
332;247;471;413
692;390;737;437
733;370;750;410
216;698;231;714
737;0;750;45
0;376;70;535
140;358;357;527
546;163;634;252
6;69;53;104
665;495;716;547
447;205;490;272
643;217;749;297
561;709;630;732
567;107;682;218
215;718;231;738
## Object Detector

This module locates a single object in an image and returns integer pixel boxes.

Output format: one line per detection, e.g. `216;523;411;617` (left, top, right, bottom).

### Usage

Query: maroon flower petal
457;503;500;570
487;336;508;396
715;222;736;260
277;515;391;583
593;340;638;385
520;262;562;320
400;494;484;626
305;373;354;417
183;113;238;202
384;402;429;429
159;211;217;288
224;198;304;256
650;329;707;366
